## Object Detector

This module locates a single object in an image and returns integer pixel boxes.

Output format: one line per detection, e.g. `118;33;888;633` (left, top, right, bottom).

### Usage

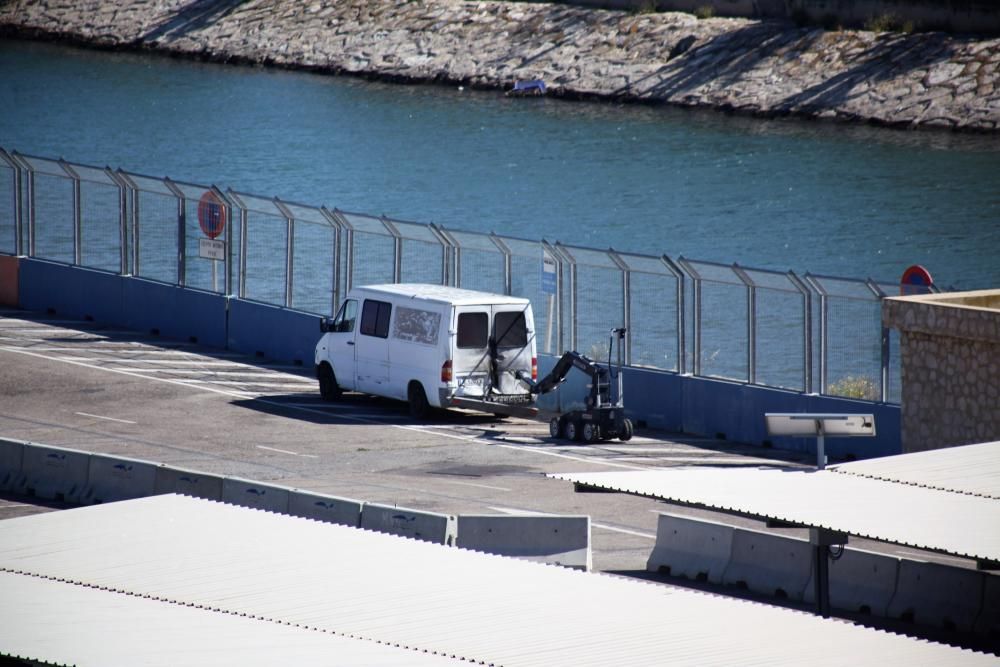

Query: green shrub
828;375;879;400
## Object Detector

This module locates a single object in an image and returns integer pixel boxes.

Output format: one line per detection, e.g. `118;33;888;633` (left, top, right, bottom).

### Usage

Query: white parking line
442;480;511;492
493;444;650;470
256;445;319;459
74;411;137;425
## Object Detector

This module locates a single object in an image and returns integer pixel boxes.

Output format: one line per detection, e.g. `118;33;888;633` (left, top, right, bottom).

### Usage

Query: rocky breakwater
2;0;999;130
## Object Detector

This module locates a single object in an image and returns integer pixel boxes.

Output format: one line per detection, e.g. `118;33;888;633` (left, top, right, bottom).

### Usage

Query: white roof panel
0;495;994;665
548;468;1000;563
0;571;460;667
832;440;1000;499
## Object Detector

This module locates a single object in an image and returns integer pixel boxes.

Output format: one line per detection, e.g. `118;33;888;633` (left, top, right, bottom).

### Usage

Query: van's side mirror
320;318;333;333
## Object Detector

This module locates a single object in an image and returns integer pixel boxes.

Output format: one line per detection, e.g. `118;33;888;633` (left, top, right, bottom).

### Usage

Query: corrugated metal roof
0;494;994;666
548;468;1000;563
0;571;460;667
831;440;1000;499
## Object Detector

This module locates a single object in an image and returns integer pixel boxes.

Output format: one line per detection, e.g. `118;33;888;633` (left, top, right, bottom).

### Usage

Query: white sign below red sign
199;238;226;261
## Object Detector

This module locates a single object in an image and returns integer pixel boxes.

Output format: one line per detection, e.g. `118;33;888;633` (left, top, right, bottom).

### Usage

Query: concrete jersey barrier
722;527;814;601
457;515;591;571
288;490;362;527
0;438;26;492
646;512;735;584
82;453;160;504
221;477;291;514
360;503;457;545
154;466;224;501
18;443;91;503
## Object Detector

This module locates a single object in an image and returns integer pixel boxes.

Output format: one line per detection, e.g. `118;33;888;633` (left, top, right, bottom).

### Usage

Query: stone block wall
883;290;1000;453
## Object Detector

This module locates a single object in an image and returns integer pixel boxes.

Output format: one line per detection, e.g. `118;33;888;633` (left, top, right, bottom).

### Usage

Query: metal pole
117;171;140;277
866;279;890;403
662;256;687;375
274;198;295;308
163;178;186;286
608;249;631;366
106;168;128;275
788;271;813;394
321;207;347;313
678;259;702;377
554;243;577;353
805;275;829;395
59;160;82;266
379;216;402;284
490;233;512;296
733;264;755;384
239;205;248;298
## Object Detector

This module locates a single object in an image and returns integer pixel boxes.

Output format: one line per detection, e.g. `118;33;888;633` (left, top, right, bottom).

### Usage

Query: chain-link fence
0;148;928;404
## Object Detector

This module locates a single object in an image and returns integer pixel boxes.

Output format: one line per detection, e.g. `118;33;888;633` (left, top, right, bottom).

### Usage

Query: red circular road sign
900;264;933;295
197;191;227;240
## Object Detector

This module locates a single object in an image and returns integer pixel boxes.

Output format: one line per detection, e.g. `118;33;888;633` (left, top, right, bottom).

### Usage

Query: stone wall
883;290;1000;453
1;0;998;130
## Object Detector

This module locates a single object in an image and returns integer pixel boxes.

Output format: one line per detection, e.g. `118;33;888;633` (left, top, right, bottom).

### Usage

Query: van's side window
457;312;488;349
494;311;528;348
393;306;441;346
360;299;392;338
333;299;358;333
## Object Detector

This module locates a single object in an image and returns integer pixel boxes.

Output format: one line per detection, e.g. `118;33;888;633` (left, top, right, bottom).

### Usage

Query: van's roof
351;283;531;307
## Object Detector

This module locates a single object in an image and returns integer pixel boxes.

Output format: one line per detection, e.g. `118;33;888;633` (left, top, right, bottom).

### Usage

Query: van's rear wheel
318;364;341;401
408;382;431;420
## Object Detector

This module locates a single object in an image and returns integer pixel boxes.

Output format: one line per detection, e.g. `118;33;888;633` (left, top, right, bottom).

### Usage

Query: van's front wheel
318;364;341;401
408;382;431;420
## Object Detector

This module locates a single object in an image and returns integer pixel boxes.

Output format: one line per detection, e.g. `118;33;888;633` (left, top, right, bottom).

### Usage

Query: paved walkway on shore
2;0;998;130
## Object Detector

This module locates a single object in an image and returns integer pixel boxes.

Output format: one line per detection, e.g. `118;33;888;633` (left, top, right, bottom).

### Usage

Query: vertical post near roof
274;198;295;308
320;207;345;312
608;248;631;366
489;233;512;296
661;255;687;375
787;271;814;394
379;215;402;284
163;177;185;286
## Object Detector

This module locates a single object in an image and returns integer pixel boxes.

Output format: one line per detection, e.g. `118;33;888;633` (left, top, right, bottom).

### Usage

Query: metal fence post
805;274;828;395
58;159;82;266
212;186;233;296
106;168;128;275
380;216;402;283
0;149;23;255
11;152;35;257
678;258;702;376
331;209;355;294
661;256;687;375
866;279;890;403
787;271;814;394
553;243;577;353
117;171;141;277
608;249;631;365
428;223;454;287
321;207;345;312
226;190;250;299
732;264;756;384
163;178;186;286
490;233;512;295
274;198;295;308
437;225;461;288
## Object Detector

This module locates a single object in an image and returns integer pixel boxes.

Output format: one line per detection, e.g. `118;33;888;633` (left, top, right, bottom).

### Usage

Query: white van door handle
347;341;355;346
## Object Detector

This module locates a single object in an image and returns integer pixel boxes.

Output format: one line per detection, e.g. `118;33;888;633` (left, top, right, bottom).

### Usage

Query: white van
315;284;538;418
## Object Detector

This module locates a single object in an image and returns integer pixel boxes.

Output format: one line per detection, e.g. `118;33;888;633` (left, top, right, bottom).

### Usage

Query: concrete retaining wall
287;490;362;527
456;515;591;570
154;465;224;501
0;437;25;492
227;298;321;367
17;442;91;503
222;477;291;513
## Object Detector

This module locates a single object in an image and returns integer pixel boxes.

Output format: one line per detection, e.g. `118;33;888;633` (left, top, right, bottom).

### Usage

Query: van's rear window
457;312;488;349
494;311;527;348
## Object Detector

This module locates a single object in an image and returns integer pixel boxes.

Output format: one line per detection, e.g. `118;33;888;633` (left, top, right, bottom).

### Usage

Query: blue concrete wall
18;259;124;324
227;298;322;368
122;278;228;349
